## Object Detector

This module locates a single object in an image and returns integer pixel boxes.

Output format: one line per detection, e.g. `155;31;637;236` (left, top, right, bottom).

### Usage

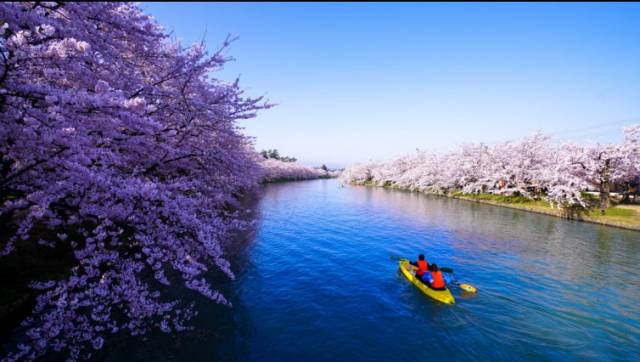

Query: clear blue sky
143;2;640;168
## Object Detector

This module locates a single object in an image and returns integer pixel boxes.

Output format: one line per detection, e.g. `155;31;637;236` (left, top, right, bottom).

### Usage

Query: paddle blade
440;267;454;273
460;283;477;293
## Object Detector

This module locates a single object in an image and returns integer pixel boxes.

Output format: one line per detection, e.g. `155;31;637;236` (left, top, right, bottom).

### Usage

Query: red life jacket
416;260;428;276
431;271;445;289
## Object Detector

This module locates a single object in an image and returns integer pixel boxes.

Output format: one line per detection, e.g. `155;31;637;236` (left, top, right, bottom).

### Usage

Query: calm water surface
107;178;640;361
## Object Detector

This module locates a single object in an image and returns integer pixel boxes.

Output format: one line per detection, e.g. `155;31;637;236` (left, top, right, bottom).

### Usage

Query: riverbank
263;174;338;183
260;158;341;183
353;182;640;232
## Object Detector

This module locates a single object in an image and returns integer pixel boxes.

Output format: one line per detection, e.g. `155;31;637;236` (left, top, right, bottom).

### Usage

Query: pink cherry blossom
343;128;640;211
1;2;270;360
260;158;333;182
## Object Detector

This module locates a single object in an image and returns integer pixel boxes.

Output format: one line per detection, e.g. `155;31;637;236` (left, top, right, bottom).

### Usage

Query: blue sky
143;2;640;168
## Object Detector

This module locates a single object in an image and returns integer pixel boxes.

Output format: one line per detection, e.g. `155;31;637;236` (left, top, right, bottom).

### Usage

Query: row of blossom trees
259;158;338;182
1;2;272;360
342;127;640;213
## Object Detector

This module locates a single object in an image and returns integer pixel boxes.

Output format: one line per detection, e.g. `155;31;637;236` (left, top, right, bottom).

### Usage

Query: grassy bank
355;182;640;231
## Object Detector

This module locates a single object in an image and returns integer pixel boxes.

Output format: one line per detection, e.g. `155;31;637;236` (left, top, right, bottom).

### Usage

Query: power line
549;118;639;137
553;128;625;142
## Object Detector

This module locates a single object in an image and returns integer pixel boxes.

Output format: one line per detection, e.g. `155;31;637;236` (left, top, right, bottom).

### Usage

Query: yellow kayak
399;259;455;305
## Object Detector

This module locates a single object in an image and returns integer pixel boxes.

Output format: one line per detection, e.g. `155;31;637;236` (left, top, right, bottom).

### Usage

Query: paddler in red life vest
410;254;429;282
426;263;446;290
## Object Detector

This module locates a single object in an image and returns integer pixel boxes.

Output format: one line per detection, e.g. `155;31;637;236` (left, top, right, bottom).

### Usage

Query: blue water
106;178;640;361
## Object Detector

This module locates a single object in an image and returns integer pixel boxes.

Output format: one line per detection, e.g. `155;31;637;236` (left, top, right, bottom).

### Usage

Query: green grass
458;192;639;227
584;205;640;229
359;183;640;230
589;207;636;218
458;193;638;218
581;192;600;202
454;192;549;207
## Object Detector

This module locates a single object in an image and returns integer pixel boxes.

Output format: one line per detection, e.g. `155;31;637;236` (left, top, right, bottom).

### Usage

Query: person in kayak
425;263;446;290
410;254;429;282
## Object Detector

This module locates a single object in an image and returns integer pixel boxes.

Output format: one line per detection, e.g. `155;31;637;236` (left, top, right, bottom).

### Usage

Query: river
105;178;640;361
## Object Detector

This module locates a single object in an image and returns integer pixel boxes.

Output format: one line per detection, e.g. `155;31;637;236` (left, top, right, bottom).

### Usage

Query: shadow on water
96;190;265;362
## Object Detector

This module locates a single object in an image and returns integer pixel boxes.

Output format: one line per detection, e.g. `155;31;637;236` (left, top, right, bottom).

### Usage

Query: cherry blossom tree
559;126;640;213
619;125;640;197
544;145;591;213
1;2;269;360
260;158;333;182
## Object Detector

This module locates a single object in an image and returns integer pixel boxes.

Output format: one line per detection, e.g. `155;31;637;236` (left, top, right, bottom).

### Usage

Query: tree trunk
599;160;611;214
